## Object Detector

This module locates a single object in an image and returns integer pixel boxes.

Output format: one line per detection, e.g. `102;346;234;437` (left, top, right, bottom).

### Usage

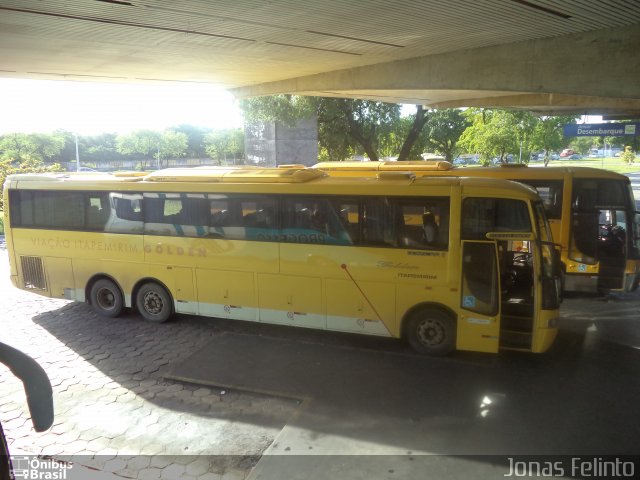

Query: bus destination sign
563;123;639;137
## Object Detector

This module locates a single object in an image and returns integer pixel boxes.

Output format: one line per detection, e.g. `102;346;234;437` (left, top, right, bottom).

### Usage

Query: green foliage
569;136;596;155
603;120;640;152
116;129;188;169
169;124;212;158
203;129;245;163
459;109;532;165
318;98;401;161
239;95;316;128
458;110;579;166
421;109;471;162
0;158;62;210
239;95;402;161
530;115;577;165
621;146;635;164
240;97;474;163
0;132;65;209
0;132;65;165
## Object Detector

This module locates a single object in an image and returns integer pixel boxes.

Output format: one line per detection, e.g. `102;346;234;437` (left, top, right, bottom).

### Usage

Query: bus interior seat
422;212;438;244
295;208;313;229
87;205;109;229
211;209;229;227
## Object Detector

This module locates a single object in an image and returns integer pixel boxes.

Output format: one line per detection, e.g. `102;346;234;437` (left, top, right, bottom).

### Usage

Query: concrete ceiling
1;0;640;114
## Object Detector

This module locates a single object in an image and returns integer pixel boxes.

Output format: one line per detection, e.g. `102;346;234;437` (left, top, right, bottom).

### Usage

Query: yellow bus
314;161;640;293
3;168;560;355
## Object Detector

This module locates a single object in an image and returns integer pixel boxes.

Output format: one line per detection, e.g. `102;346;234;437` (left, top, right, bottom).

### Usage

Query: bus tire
136;282;173;323
406;308;455;356
90;278;124;318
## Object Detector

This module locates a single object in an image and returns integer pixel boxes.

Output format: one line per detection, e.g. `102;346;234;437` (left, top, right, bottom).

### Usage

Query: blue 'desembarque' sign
563;123;639;137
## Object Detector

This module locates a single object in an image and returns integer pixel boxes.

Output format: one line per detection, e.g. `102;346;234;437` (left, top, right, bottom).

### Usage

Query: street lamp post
75;133;80;172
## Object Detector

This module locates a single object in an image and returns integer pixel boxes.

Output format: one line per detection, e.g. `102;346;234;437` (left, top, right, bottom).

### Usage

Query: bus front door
458;241;500;353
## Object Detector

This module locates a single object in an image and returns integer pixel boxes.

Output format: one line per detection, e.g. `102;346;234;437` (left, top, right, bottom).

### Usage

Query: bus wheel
136;282;173;323
406;309;455;356
90;279;124;318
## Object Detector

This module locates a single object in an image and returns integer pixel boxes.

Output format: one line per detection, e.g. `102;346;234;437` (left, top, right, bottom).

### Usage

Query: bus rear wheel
136;282;173;323
90;279;124;318
406;309;455;356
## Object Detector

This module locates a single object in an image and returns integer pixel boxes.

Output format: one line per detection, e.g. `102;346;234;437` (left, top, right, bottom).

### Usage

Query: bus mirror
0;342;54;432
485;232;534;241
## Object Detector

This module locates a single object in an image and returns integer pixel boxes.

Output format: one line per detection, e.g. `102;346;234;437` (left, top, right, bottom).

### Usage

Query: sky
0;78;245;136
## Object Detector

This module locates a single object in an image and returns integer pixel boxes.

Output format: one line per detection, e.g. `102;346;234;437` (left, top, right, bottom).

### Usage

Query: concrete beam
430;93;640;116
232;24;640;110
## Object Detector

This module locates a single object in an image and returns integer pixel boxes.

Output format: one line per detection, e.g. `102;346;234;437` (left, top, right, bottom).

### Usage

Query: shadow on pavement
33;296;640;456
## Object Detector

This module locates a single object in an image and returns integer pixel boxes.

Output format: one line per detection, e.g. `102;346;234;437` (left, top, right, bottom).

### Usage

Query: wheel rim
96;287;116;310
143;291;164;315
415;318;445;346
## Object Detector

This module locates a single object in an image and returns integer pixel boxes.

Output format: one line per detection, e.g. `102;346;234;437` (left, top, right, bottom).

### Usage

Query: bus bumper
563;273;598;293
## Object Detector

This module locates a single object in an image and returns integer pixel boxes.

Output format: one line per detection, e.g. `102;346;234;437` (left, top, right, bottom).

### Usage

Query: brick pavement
0;241;299;479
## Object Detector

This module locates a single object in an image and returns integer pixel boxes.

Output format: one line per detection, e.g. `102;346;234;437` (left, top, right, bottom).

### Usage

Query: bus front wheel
90;279;124;318
136;282;173;323
406;309;455;356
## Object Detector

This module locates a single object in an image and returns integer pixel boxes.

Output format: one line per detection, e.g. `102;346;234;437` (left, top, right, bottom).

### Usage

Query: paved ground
2;236;640;479
0;242;300;479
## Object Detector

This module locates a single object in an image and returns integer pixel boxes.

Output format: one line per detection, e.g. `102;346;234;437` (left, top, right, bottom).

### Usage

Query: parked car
560;149;576;158
568;153;582;160
453;154;480;165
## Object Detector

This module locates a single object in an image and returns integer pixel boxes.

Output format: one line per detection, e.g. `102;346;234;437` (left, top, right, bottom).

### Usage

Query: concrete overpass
1;0;639;115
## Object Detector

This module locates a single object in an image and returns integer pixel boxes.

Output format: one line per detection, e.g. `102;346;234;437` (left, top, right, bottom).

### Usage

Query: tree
240;95;407;162
0;132;63;209
621;145;635;164
397;105;428;161
116;129;187;169
83;133;127;165
604;119;640;153
318;98;400;162
204;129;245;164
421;109;470;162
530;115;577;166
459;109;534;165
0;132;64;165
569;137;595;156
170;124;212;158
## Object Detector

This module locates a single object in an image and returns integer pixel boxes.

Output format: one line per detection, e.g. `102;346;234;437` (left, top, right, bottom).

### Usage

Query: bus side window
106;194;143;234
332;200;359;244
209;199;231;230
114;196;142;222
86;194;109;231
213;196;277;241
525;181;563;220
281;197;351;245
462;198;531;239
362;198;396;247
396;198;449;250
142;194;209;237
